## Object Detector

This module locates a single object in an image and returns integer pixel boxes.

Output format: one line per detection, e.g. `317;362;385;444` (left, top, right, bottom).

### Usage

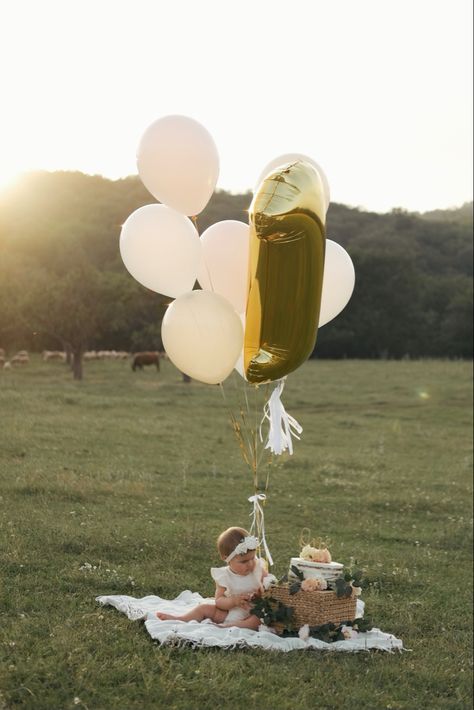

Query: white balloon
161;291;243;385
137;115;219;216
197;220;250;313
120;204;200;298
234;313;247;379
256;152;330;213
319;240;355;327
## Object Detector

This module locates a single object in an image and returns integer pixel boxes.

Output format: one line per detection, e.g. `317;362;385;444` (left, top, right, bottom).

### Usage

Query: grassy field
0;357;472;709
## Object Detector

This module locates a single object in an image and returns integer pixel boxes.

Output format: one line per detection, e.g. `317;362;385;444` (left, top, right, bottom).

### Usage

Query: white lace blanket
96;590;403;653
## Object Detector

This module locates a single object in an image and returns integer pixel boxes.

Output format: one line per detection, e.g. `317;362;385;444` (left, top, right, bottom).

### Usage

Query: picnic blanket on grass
96;591;403;653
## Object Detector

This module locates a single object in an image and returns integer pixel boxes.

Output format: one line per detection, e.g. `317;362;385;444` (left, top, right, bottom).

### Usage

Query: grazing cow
131;351;160;372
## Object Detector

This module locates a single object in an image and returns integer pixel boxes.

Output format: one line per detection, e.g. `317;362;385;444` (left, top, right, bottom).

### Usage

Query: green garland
250;593;372;641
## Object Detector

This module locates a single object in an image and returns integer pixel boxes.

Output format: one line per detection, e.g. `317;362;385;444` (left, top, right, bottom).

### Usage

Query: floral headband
225;535;259;563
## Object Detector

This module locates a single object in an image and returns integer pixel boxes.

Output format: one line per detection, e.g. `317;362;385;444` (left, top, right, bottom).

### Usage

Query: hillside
0;172;472;359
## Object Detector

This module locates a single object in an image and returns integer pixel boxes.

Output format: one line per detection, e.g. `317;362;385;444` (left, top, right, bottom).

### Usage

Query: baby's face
229;550;257;576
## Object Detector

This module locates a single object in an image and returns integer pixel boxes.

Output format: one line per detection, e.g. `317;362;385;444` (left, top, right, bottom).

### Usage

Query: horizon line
2;168;472;217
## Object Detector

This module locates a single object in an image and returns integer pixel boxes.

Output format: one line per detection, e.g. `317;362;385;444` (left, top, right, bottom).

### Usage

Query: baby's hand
234;594;251;609
247;588;262;603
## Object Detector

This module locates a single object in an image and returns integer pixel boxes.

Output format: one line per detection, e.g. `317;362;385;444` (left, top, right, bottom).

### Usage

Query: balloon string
193;214;217;294
259;378;303;455
248;493;273;566
220;379;274;566
218;383;253;471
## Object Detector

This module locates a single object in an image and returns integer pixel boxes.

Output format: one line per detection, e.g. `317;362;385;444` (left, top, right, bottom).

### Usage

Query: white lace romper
210;557;265;624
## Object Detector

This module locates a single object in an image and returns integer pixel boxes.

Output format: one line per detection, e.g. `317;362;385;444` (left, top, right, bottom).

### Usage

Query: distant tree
439;279;473;357
18;260;126;379
316;246;423;358
197;190;252;233
417;202;473;227
118;290;167;354
0;253;30;353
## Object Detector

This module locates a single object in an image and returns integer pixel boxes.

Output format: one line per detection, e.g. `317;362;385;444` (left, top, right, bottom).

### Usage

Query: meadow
0;357;472;709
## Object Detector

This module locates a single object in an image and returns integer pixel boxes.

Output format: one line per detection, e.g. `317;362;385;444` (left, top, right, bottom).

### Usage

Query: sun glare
0;165;23;193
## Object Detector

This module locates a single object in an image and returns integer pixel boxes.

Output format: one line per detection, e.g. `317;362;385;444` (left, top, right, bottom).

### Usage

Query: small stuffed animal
300;544;332;563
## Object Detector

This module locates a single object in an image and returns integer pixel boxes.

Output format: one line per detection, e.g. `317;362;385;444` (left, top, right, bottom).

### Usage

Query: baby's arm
260;558;270;587
259;559;278;592
214;585;251;611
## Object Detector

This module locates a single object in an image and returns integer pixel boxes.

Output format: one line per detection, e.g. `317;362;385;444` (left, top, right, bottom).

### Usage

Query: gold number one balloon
244;161;326;384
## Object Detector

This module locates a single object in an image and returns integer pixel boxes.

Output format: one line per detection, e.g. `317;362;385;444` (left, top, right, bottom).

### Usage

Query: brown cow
131;351;160;372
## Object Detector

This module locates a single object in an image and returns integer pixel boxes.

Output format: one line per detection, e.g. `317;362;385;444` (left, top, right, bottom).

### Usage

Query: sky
0;0;472;213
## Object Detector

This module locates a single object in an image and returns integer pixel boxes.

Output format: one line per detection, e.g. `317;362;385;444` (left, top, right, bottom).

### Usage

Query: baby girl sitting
156;526;273;630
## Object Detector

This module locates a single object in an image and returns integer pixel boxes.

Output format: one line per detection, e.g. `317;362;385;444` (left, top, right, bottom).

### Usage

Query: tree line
0;171;471;378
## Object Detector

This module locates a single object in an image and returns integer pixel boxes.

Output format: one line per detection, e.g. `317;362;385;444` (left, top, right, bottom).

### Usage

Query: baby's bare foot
156;612;176;620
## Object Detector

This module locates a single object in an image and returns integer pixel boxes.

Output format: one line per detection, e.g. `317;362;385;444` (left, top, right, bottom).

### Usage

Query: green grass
0;357;472;709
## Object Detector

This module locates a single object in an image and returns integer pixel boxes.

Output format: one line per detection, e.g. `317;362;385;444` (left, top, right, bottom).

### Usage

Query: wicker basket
264;584;356;630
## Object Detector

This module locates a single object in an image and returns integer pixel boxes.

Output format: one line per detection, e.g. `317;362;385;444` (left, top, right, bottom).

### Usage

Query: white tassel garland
259;378;303;455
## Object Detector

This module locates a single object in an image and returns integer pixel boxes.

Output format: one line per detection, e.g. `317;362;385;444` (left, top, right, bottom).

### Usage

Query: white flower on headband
225;535;259;562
